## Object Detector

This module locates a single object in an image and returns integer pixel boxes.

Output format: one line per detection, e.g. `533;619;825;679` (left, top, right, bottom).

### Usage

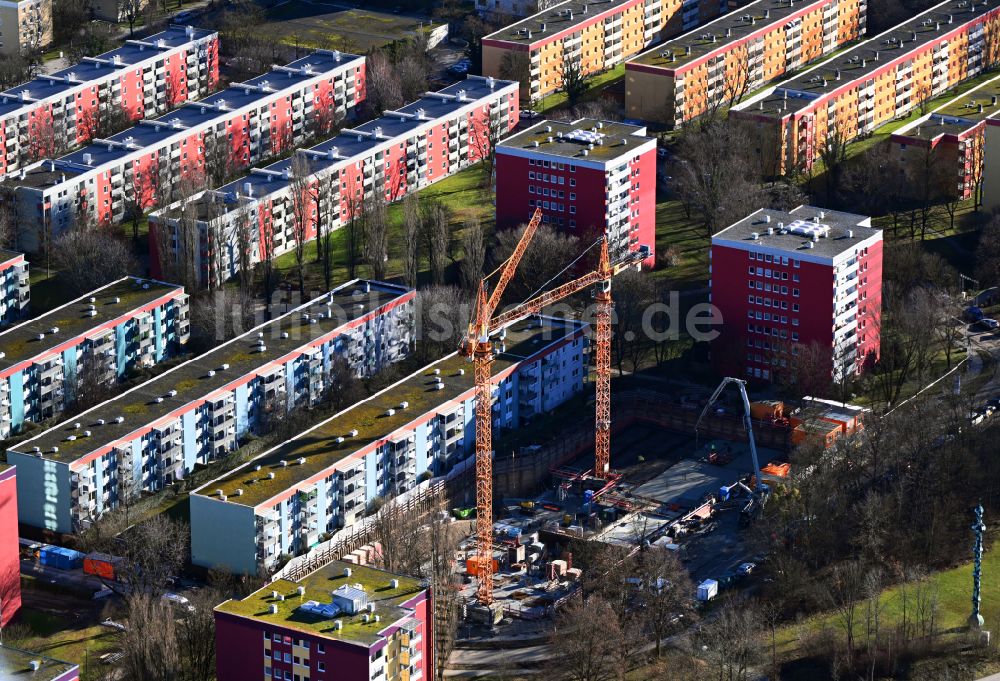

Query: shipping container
697;579;718;601
40;546;84;570
84;553;123;581
465;557;499;576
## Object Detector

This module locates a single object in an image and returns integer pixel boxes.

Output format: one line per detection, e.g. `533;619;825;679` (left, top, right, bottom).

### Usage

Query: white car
162;592;195;612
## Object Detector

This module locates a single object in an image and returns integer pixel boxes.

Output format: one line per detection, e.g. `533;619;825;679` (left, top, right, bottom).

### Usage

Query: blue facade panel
9;372;24;430
182;411;198;472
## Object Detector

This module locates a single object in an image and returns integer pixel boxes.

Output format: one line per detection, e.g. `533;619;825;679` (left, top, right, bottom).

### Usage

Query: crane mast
463;208;646;605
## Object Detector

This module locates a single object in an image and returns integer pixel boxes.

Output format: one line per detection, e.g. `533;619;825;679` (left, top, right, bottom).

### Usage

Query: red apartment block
6;49;364;250
215;561;431;681
495;118;656;267
0;465;20;628
709;206;883;384
0;25;218;178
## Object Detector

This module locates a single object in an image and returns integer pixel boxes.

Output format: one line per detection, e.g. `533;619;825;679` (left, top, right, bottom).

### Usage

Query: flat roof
164;76;517;218
743;0;999;119
895;74;1000;138
10;280;411;465
11;50;363;184
0;644;78;680
712;205;878;257
497;118;649;161
0;249;23;266
484;0;637;45
629;0;822;70
198;318;582;508
0;26;216;120
0;277;182;372
216;561;424;645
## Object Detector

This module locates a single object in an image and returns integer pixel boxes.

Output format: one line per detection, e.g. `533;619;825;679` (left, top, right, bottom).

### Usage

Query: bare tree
819;128;851;205
469;107;506;188
362;181;389;281
547;595;625;681
314;171;338;291
177;586;222;681
290;154;314;297
633;547;697;659
428;507;462;681
499;50;531;103
415;285;470;364
696;596;763;681
491;222;581;303
370;497;426;577
403;193;421;288
673;119;767;238
120;0;151;37
423;201;451;286
459;218;485;291
0;185;18;250
560;57;588;106
52;229;137;295
342;174;364;279
366;49;404;116
118;594;181;681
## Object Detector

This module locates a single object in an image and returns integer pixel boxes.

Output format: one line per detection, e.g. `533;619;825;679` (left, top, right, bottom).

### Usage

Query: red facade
709;217;883;385
215;588;432;681
494;122;656;268
0;466;21;628
0;30;219;177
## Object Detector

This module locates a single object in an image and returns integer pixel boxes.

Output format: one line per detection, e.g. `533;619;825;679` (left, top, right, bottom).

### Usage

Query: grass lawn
653;199;710;288
535;64;626;114
27;267;76;314
12;605;117;670
273;164;494;288
263;1;438;52
774;530;1000;661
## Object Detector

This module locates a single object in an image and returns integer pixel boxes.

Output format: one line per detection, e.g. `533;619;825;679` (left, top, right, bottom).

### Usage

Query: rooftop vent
344;567;352;577
269;604;278;614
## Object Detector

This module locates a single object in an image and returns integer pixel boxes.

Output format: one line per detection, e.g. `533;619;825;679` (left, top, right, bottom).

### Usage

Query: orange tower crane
461;208;647;605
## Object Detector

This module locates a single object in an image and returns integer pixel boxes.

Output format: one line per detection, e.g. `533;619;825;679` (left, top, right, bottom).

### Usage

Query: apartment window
792;332;799;342
747;266;755;275
793;259;800;268
318;663;326;672
792;288;800;297
792;303;799;312
792;273;800;282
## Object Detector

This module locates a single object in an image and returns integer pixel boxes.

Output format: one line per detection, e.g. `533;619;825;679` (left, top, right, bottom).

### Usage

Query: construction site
444;384;868;631
435;206;870;632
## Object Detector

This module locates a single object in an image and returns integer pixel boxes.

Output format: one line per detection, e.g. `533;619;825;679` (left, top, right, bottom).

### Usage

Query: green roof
0;277;181;370
198;319;579;507
0;645;78;680
498;119;650;162
215;560;424;645
0;249;22;265
11;281;411;464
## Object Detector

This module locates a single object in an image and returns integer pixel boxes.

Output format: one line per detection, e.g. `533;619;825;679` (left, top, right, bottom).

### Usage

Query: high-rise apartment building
0;465;20;628
0;0;51;56
495;118;656;266
0;26;218;179
709;206;883;383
